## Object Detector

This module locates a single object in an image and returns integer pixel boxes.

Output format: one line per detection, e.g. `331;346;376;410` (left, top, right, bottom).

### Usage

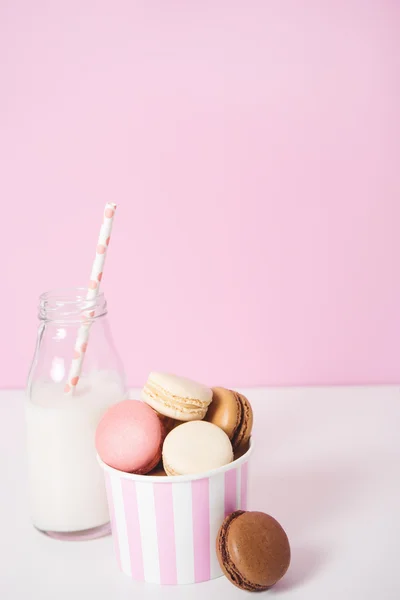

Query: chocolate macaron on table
217;511;291;592
96;372;290;588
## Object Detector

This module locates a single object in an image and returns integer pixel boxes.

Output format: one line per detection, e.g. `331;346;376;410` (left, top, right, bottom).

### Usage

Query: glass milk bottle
26;288;125;540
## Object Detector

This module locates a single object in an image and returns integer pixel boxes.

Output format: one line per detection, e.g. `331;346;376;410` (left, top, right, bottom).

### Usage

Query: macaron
155;412;178;435
96;399;164;474
142;372;213;421
205;387;253;452
162;421;233;476
147;463;167;477
216;511;291;591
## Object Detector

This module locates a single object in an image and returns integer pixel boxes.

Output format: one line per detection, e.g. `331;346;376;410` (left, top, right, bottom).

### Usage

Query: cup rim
97;438;253;483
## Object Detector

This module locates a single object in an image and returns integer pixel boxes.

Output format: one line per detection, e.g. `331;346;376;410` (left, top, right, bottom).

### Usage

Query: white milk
25;371;124;533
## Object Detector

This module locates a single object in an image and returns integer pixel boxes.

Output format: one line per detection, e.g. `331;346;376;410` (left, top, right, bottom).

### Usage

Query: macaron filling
231;393;251;450
230;392;245;448
162;458;179;476
143;382;209;414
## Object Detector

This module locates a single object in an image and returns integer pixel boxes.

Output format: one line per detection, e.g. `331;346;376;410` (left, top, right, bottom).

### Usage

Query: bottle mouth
39;287;108;322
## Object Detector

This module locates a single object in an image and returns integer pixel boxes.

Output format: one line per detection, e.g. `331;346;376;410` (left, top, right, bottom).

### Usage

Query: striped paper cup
99;442;253;585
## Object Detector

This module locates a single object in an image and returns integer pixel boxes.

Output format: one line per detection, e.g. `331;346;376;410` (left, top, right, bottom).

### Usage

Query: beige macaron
142;372;213;421
163;421;233;476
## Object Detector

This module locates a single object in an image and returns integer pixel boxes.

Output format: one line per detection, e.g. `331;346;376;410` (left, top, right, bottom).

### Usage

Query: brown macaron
216;510;290;591
147;462;167;476
150;408;178;436
206;388;253;452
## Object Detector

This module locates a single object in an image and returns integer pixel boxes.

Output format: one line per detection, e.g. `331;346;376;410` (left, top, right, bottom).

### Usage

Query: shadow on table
249;461;370;592
272;545;329;593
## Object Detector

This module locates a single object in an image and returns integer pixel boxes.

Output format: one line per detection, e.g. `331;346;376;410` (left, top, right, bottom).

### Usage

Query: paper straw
64;202;117;395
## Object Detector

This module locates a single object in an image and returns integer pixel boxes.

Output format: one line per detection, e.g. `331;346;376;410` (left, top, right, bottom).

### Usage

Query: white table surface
1;386;399;599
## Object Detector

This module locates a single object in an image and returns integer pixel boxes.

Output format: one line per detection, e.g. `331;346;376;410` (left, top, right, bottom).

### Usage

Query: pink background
1;1;399;388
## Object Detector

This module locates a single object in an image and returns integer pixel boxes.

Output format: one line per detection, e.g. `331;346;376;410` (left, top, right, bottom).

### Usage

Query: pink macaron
96;399;164;474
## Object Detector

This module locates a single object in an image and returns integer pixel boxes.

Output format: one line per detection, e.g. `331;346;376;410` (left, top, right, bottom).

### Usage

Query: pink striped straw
64;202;117;395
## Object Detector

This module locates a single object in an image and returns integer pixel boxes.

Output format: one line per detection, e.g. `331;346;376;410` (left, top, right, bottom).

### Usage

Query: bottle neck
39;288;108;323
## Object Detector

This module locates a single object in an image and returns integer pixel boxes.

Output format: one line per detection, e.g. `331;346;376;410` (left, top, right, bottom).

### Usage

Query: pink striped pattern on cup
99;444;252;585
